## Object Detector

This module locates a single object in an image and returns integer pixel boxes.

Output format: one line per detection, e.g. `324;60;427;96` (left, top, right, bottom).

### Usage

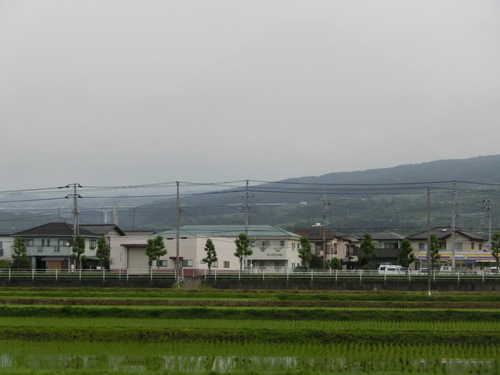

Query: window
479;243;483;251
261;240;269;247
280;240;285;247
158;260;168;267
0;248;3;257
89;240;96;249
211;261;218;268
182;260;193;267
223;261;230;268
42;239;50;247
418;243;427;250
454;242;463;251
26;239;34;247
471;243;475;250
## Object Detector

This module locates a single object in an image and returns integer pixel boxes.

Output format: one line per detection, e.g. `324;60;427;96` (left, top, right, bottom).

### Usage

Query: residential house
406;227;488;269
296;224;350;268
14;222;125;270
371;231;406;267
150;225;302;275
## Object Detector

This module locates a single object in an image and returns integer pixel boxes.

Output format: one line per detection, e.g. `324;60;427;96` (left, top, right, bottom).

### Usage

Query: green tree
96;236;110;269
11;237;30;269
359;233;377;269
70;235;86;270
298;236;313;269
234;233;252;271
328;257;342;270
309;253;325;269
491;232;500;268
429;234;441;270
397;239;416;268
202;239;218;273
146;235;167;270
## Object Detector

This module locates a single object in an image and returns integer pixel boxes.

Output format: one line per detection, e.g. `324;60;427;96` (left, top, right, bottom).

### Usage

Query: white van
378;265;404;275
490;267;499;275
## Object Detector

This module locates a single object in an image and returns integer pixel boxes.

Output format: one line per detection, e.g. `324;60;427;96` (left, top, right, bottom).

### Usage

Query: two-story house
406;227;488;269
296;224;350;267
14;222;124;270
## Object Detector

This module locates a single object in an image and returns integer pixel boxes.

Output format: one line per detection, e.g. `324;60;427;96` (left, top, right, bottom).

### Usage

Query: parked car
489;267;499;275
418;268;428;275
378;265;404;275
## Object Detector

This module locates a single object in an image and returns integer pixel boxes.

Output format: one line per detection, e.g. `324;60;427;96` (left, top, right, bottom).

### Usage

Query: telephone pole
244;180;251;235
175;181;181;286
482;197;492;250
319;195;331;263
62;183;82;240
451;181;457;271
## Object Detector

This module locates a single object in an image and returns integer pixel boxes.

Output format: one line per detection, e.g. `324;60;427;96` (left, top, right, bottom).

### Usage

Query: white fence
0;268;498;282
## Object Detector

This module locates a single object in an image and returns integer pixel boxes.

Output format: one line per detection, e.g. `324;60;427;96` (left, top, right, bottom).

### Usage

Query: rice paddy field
0;287;498;374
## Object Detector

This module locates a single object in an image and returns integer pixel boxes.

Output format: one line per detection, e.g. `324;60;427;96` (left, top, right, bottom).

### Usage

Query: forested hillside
129;155;500;236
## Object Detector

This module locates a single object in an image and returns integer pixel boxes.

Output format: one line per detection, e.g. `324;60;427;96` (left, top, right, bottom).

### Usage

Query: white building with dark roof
139;225;303;275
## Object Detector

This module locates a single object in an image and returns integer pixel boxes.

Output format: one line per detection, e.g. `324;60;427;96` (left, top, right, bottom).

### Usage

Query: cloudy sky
1;0;499;190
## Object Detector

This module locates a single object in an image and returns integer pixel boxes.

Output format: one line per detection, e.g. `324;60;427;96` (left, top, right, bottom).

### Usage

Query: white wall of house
0;236;14;259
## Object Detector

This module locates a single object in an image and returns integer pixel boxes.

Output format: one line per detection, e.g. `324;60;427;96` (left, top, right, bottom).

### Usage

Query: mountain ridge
281;154;500;185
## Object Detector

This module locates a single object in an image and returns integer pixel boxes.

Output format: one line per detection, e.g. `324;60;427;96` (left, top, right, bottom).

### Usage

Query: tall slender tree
298;236;313;269
359;233;377;269
397;239;416;268
429;233;441;270
11;237;30;269
202;239;218;273
70;235;86;270
96;236;110;269
234;233;251;271
146;235;167;270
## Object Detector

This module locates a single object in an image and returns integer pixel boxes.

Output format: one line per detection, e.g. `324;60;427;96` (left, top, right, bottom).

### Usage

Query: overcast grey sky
1;0;499;190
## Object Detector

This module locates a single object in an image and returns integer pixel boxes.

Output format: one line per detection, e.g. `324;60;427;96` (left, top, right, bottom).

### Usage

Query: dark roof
15;222;98;237
371;231;405;241
406;227;486;241
296;225;349;241
80;224;126;236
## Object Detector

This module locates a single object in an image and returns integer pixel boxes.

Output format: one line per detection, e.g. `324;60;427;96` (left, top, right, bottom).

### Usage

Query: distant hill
283;154;500;185
126;155;500;235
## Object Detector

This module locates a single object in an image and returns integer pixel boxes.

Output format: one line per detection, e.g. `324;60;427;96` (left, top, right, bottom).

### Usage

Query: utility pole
244;180;251;235
61;183;81;272
62;183;82;240
427;187;432;295
482;197;492;250
175;181;181;286
451;181;456;271
113;202;119;226
319;195;331;264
